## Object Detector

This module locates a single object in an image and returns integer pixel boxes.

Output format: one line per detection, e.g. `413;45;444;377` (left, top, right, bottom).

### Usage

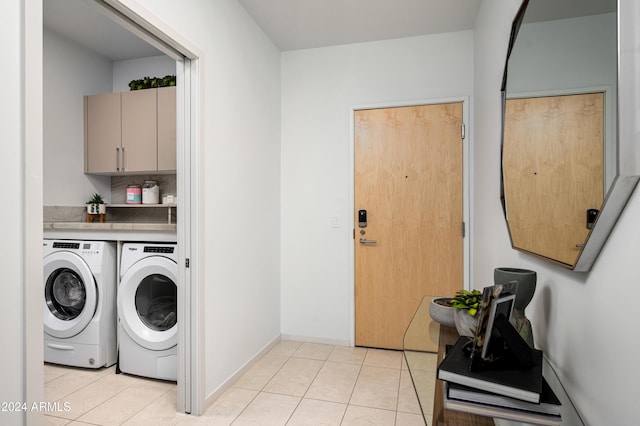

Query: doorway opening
39;0;203;415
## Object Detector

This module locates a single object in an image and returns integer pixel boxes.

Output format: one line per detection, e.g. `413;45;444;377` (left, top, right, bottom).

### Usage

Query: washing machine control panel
45;240;108;260
144;246;175;254
52;241;81;249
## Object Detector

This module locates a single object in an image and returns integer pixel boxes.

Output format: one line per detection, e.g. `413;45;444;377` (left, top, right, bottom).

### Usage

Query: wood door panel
503;93;604;266
355;103;463;349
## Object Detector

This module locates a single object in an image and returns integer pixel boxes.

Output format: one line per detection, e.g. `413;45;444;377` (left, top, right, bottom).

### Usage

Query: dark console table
403;295;585;425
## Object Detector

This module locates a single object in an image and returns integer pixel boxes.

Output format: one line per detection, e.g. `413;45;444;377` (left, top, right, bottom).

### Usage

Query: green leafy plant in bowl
450;289;482;316
451;289;482;336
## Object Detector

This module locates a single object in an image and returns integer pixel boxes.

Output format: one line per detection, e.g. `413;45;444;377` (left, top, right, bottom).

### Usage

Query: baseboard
279;333;351;347
202;334;281;409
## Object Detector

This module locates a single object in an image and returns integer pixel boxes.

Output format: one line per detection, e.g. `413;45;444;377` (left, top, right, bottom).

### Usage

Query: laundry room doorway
38;0;204;416
84;1;202;415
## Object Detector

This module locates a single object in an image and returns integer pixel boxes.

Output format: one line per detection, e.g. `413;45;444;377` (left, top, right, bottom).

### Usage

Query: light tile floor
44;340;437;425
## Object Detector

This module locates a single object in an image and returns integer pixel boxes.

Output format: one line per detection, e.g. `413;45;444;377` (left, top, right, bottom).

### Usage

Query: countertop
43;221;177;243
43;221;176;232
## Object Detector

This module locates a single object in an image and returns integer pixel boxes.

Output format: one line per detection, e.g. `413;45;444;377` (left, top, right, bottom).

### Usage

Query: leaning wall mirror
501;0;639;271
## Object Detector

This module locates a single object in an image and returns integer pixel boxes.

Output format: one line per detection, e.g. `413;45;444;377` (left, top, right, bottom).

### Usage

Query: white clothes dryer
43;240;117;368
118;243;178;381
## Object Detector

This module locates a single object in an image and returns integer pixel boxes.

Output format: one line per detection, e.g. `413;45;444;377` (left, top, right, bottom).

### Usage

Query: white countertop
43;221;177;242
44;221;176;231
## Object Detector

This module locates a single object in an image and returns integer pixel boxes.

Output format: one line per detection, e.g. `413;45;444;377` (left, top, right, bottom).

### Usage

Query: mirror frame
500;0;640;272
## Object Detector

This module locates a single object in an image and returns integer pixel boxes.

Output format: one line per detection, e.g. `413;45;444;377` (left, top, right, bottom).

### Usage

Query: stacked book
437;336;562;425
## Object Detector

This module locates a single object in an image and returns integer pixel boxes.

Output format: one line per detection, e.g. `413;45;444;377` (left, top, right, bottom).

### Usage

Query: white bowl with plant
451;289;482;336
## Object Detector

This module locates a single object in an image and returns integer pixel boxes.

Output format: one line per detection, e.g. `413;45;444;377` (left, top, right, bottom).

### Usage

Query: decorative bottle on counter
126;184;142;204
142;180;160;204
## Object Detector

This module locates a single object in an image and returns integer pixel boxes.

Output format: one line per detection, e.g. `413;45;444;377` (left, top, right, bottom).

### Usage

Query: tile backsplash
44;174;177;223
111;175;176;204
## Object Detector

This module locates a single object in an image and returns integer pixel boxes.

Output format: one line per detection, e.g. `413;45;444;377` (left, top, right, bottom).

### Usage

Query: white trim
203;335;280;408
87;0;204;415
25;0;44;423
348;97;471;347
280;334;351;347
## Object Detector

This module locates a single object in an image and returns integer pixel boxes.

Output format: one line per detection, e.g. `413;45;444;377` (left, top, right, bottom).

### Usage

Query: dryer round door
118;256;178;351
43;251;98;338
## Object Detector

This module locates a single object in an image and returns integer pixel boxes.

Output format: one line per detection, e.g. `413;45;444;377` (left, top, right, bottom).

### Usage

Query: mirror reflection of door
354;103;464;350
503;92;604;266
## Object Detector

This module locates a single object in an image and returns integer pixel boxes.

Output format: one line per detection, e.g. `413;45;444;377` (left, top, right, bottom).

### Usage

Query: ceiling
44;0;482;60
237;0;482;51
43;0;163;61
43;0;616;60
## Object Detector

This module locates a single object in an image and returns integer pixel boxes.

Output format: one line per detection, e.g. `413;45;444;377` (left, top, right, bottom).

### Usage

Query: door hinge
461;123;466;140
462;221;466;238
185;258;190;268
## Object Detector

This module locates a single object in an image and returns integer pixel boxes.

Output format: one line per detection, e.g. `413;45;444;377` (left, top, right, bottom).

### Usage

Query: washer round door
43;251;98;338
118;256;177;351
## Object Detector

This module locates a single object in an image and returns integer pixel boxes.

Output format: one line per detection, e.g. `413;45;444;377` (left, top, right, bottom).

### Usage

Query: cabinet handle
121;146;125;172
116;147;120;172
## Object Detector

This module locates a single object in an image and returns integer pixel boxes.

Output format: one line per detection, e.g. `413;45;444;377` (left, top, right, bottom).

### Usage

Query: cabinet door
85;93;121;173
157;87;177;171
121;89;157;172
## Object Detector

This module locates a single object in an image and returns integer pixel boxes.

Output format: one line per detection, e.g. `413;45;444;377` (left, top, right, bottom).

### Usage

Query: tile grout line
284;346;328;425
229;347;296;425
338;346;371;425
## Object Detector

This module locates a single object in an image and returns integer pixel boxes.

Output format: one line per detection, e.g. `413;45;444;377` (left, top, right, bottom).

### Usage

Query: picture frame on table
469;282;519;368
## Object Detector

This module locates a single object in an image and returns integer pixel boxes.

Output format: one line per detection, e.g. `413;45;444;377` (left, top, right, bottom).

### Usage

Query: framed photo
481;293;516;358
469;282;518;368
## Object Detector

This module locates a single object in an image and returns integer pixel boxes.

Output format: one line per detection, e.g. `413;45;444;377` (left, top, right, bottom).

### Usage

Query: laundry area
42;0;181;420
42;239;179;423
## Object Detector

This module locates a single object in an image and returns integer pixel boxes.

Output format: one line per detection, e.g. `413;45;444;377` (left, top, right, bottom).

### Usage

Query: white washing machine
118;243;178;381
43;240;117;368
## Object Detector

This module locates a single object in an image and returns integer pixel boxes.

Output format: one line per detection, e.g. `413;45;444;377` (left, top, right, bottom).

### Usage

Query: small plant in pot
86;193;106;215
451;289;482;336
429;297;457;328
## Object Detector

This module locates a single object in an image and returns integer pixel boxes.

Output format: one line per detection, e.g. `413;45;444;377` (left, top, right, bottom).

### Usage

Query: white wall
472;1;520;280
43;29;112;205
112;55;176;92
126;0;282;404
474;0;640;424
280;32;473;344
1;1;29;424
3;0;43;424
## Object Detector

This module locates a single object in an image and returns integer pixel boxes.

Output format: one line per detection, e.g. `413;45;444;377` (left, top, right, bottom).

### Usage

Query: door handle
359;238;377;244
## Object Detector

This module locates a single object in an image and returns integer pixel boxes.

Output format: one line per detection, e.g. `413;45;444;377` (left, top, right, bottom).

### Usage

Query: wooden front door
503;93;604;266
354;103;464;350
